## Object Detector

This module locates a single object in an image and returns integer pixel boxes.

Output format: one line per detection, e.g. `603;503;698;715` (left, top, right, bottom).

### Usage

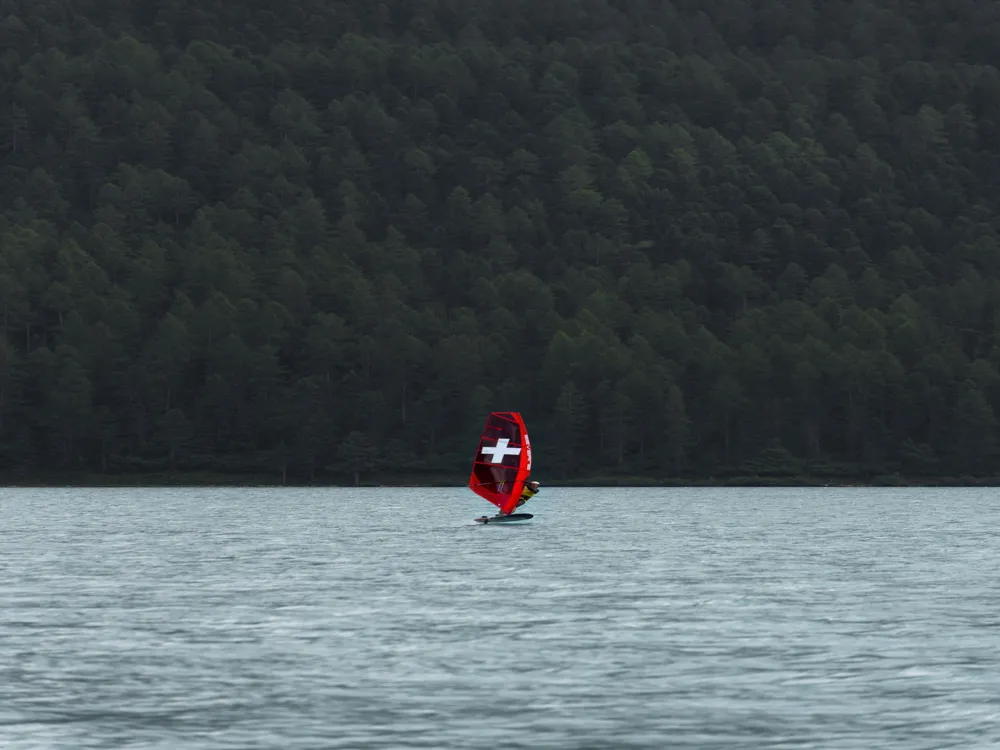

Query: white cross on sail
480;438;521;464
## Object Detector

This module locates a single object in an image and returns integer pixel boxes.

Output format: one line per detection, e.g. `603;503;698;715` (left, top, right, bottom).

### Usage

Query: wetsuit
515;483;538;508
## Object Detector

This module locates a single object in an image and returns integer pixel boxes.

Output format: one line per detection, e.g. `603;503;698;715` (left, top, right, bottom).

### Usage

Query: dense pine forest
3;0;1000;484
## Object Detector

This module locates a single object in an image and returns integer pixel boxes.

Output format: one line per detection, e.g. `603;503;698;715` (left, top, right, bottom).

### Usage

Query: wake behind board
475;513;533;524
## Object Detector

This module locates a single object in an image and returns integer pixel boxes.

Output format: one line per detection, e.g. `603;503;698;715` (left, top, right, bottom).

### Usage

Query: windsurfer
497;480;539;516
516;480;540;509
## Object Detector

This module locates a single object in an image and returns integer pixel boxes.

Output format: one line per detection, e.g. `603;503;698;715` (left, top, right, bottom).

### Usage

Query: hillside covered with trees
3;0;1000;484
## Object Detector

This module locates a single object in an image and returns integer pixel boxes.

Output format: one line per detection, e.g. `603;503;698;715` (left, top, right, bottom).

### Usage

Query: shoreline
2;471;1000;488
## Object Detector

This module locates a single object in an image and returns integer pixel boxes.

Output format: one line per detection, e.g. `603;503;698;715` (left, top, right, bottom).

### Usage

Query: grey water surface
1;486;999;749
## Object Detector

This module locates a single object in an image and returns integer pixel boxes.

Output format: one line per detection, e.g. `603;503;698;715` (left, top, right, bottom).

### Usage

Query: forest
3;0;1000;484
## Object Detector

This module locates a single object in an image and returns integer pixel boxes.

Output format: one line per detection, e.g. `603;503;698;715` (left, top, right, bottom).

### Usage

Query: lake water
1;486;998;749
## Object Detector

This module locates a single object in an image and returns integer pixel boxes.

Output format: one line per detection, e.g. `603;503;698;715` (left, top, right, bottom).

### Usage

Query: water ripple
1;486;999;749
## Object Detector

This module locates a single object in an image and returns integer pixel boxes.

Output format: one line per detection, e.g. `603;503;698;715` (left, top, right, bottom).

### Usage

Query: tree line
3;0;1000;483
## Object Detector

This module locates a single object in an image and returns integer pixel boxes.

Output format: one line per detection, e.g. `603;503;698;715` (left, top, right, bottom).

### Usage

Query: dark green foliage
3;0;1000;483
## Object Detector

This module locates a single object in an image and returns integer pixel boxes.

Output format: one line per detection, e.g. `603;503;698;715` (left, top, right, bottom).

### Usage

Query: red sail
468;411;532;515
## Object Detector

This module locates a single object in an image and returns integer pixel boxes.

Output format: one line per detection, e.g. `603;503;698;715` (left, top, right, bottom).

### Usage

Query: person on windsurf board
509;480;539;513
520;479;540;506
